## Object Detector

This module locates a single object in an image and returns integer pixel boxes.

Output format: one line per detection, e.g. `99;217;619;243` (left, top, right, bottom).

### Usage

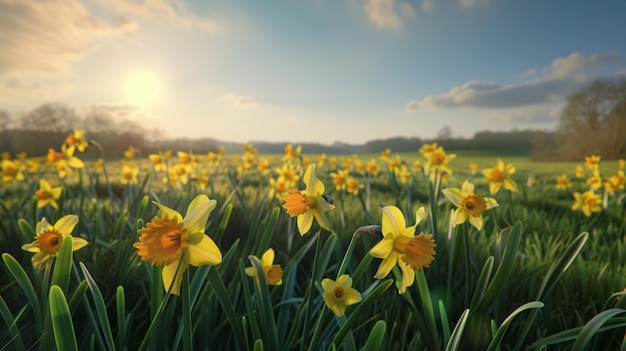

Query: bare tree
18;103;78;133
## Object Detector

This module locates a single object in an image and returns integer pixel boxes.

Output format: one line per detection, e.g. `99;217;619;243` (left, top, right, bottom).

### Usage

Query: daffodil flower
321;274;362;316
282;164;335;235
245;248;283;285
22;215;88;270
482;158;518;194
442;180;498;231
369;206;436;294
134;195;222;295
34;178;63;209
571;190;602;216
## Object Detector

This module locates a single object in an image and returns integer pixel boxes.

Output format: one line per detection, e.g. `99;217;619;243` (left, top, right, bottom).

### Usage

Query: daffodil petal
398;258;415;294
261;248;275;267
336;274;352;288
374;251;398;279
188;235;222;266
154;202;183;223
71;237;89;251
162;259;188;295
369;234;394;258
297;210;314;235
343;288;363;305
32;251;52;270
244;266;258;277
184;195;216;234
55;215;79;236
453;208;467;226
485;197;498;209
321;278;335;292
381;206;406;237
442;188;464;207
312;209;332;232
469;215;483;231
37;217;52;234
22;242;39;252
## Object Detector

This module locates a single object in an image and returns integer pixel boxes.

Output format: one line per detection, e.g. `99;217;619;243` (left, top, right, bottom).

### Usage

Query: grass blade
49;285;78;351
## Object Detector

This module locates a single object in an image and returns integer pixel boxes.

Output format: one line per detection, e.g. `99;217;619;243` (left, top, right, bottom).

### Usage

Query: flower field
1;134;625;351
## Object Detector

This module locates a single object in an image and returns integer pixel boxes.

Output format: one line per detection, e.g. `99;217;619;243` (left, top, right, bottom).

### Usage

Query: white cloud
0;0;137;77
405;100;419;112
407;51;624;110
0;77;73;105
95;0;217;31
220;94;258;108
364;0;415;29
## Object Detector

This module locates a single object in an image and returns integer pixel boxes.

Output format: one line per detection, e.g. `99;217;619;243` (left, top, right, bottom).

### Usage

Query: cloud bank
406;51;623;112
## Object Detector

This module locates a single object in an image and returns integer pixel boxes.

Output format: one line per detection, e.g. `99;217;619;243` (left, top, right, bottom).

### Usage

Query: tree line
1;78;624;160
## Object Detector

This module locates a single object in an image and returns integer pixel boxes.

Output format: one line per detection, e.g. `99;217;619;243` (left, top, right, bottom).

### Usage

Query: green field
1;144;625;351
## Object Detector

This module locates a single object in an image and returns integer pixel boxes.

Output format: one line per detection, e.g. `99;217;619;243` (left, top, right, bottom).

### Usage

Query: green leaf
49;285;78;351
51;235;73;295
2;253;42;333
485;301;544;351
116;286;126;350
0;295;25;351
572;308;626;351
362;320;386;351
18;218;35;242
79;262;116;351
445;309;470;351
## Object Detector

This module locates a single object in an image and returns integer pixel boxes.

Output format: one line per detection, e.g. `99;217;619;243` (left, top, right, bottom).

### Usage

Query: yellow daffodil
149;153;167;172
1;151;10;160
345;176;364;196
396;166;411;184
257;157;271;174
422;146;456;176
282;144;301;162
618;159;625;170
586;170;602;190
380;148;391;161
47;148;84;169
269;176;289;199
442;180;498;231
555;174;572;190
584;155;600;170
468;162;478;175
419;143;438;157
207;152;220;166
366;159;379;176
571;190;601;216
330;169;348;191
1;159;25;183
605;171;625;195
282;164;335;235
412;160;421;173
120;164;139;185
245;248;283;285
191;169;210;190
369;206;436;294
63;129;89;154
124;146;137;159
316;153;326;168
17;152;27;160
328;157;337;168
22;215;88;270
134;195;222;295
321;274;362;316
482;158;518;194
34;179;63;209
575;165;584;178
387;154;403;172
275;163;299;188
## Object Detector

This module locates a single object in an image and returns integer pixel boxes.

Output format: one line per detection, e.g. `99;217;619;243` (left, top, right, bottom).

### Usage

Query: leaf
2;253;42;333
49;285;78;351
362;320;386;351
572;308;626;351
80;262;116;351
445;309;470;351
485;301;544;351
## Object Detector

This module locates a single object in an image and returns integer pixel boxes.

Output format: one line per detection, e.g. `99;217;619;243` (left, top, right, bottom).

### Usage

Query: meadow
0;136;625;351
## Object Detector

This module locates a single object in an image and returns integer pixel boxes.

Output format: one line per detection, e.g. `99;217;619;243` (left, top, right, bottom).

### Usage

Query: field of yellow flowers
1;130;625;350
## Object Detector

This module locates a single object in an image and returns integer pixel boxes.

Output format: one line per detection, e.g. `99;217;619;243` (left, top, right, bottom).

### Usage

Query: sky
1;0;625;145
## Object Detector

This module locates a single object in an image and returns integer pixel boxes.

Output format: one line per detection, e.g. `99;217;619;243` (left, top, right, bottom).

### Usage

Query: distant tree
18;103;78;133
436;126;453;140
0;109;10;132
555;78;626;160
80;108;116;133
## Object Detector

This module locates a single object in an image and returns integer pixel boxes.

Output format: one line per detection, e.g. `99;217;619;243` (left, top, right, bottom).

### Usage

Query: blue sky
1;0;625;144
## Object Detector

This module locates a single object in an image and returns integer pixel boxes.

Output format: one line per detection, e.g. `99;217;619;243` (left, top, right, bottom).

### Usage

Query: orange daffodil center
442;180;498;231
281;164;335;235
134;195;222;295
369;206;436;294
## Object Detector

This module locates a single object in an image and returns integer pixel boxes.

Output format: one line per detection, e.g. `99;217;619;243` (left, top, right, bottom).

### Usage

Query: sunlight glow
125;73;158;106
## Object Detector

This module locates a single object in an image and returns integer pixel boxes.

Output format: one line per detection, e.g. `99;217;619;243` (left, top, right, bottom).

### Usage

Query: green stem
182;269;192;351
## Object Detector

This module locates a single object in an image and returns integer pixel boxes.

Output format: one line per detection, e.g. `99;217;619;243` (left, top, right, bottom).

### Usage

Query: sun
125;73;158;106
